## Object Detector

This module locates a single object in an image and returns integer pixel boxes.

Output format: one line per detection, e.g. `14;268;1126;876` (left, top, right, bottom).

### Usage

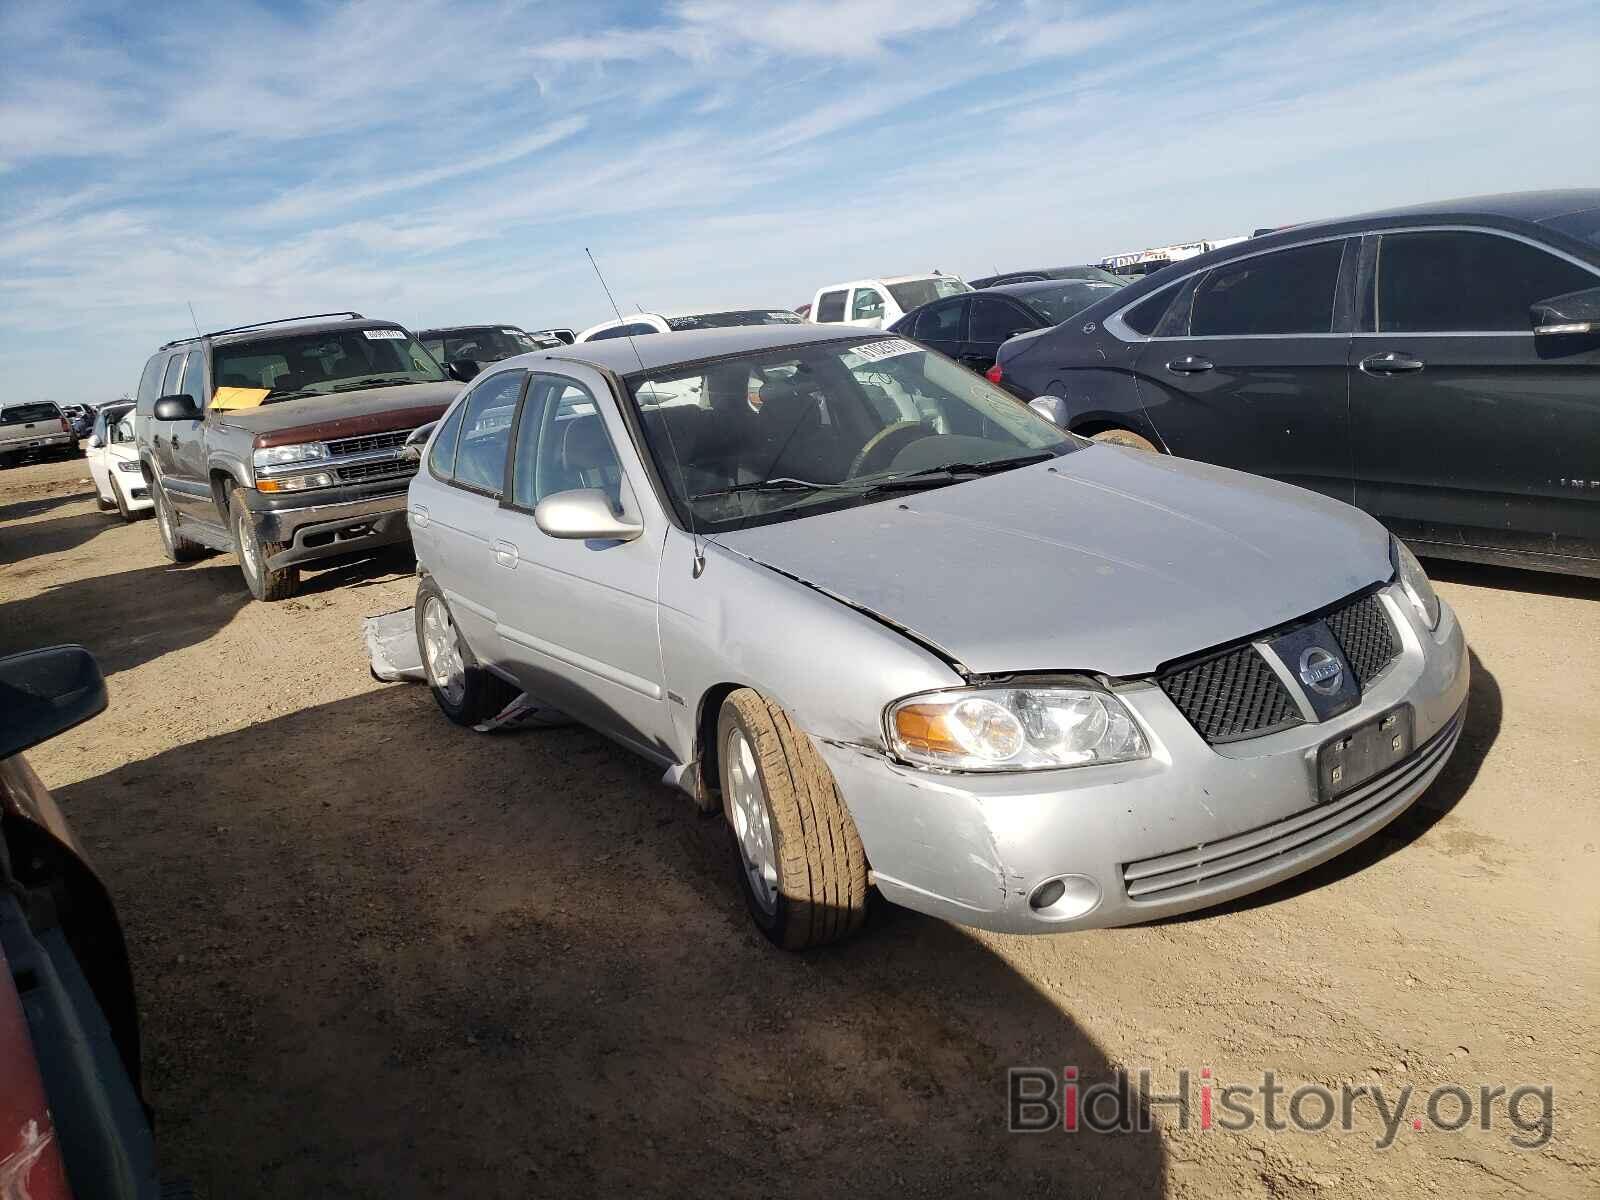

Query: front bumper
244;488;413;570
817;584;1469;934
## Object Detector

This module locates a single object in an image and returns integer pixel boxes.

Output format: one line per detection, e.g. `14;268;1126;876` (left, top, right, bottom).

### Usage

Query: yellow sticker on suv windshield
209;387;271;411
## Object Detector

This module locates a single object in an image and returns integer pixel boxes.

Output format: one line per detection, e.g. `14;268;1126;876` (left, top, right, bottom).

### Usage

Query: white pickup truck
0;401;77;467
809;274;971;330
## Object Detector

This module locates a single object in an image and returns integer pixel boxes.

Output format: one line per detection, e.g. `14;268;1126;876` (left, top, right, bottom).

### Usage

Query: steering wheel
848;421;931;479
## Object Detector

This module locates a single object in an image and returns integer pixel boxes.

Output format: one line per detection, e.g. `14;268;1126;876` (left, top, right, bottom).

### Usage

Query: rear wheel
415;576;516;726
717;689;869;949
1089;427;1159;452
229;487;298;601
153;481;207;562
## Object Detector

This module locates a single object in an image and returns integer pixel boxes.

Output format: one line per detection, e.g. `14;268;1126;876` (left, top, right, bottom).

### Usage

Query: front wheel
230;487;298;601
717;689;869;949
414;576;516;726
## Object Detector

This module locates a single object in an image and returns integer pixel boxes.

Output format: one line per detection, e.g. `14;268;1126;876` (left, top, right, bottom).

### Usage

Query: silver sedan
407;324;1467;948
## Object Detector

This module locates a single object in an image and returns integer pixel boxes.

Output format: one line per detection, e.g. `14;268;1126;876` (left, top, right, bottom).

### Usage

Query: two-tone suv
134;312;465;600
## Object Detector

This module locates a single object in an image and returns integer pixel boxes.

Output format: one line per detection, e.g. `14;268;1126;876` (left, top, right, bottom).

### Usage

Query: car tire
414;576;517;726
229;486;298;601
95;489;115;512
716;689;869;949
153;481;208;563
113;485;132;521
1089;427;1160;452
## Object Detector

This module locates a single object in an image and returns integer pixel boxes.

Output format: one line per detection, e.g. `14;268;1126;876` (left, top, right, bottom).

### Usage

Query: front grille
1325;593;1400;686
1158;646;1302;743
336;460;416;484
326;429;412;457
1121;704;1465;904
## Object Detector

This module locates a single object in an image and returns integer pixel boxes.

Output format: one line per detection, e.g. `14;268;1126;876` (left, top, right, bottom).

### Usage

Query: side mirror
398;421;437;463
533;488;643;543
1531;286;1600;335
1028;395;1068;426
87;434;103;449
446;359;480;383
0;646;108;760
153;393;201;421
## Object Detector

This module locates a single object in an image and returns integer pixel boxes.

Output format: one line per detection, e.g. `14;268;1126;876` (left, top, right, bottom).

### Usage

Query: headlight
887;685;1149;772
253;442;327;469
115;459;142;473
1390;537;1440;630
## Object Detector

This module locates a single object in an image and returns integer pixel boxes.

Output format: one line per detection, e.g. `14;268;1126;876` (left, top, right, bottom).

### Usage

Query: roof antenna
584;247;705;578
186;301;202;336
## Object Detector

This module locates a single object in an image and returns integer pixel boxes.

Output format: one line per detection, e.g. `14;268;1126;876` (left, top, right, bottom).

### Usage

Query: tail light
985;363;1004;386
60;418;70;433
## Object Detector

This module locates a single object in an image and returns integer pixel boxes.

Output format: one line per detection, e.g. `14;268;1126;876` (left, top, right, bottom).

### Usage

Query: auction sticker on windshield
849;338;919;363
363;328;407;340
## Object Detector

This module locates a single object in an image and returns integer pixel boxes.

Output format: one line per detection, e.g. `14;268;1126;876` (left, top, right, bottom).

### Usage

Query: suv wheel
229;487;298;601
716;689;869;949
153;481;207;563
415;576;516;726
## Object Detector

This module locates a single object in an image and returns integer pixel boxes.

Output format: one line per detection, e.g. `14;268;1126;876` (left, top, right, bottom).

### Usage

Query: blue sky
2;0;1597;403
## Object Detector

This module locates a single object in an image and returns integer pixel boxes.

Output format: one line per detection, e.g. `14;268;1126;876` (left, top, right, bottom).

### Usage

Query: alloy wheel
725;726;779;915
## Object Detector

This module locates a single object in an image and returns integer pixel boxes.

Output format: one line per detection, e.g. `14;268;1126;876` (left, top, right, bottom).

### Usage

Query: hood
714;447;1392;678
212;380;459;446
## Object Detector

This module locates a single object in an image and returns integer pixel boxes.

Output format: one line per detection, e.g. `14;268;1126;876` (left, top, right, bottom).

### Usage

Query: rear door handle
1165;356;1214;374
492;539;519;568
1359;351;1425;375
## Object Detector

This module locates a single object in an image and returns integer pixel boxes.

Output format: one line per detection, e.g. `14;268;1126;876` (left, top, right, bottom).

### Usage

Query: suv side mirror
0;646;108;760
153;393;201;421
1531;286;1600;335
446;359;480;383
534;489;643;543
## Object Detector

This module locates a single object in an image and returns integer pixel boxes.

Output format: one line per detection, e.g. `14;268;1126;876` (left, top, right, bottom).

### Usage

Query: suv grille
1325;593;1400;686
1157;589;1401;744
326;429;412;457
337;460;416;484
1158;646;1302;744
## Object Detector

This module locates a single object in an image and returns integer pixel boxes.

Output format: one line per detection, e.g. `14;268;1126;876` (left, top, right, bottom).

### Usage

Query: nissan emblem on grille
1298;646;1343;694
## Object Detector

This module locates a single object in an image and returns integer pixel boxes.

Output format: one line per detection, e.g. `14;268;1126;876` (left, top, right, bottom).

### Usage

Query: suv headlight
253;443;328;469
1391;536;1440;630
887;685;1149;772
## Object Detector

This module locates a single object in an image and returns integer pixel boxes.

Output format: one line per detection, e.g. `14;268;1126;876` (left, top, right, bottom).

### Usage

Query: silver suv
407;324;1467;948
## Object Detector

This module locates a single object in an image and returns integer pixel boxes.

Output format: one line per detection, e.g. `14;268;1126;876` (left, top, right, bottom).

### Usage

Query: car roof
209;316;409;348
988;278;1121;300
503;322;881;376
416;323;526;336
818;275;955;291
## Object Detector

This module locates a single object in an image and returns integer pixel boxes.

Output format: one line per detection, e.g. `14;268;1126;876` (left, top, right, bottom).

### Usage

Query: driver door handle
1359;351;1426;375
1166;356;1214;374
491;539;519;569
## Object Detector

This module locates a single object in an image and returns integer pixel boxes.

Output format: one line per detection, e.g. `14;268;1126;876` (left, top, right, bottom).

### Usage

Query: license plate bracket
1318;705;1413;801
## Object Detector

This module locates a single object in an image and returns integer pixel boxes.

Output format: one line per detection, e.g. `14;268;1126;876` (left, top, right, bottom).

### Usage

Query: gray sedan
407;324;1467;948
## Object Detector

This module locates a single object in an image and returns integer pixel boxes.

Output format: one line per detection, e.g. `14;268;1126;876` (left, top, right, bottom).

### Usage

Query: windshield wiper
690;477;843;501
689;454;1056;504
331;376;417;392
882;452;1057;482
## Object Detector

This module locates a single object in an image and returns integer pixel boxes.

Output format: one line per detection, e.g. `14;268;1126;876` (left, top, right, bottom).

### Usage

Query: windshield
213;327;445;399
2;403;60;424
1016;279;1127;323
1543;207;1600;248
424;327;543;363
626;336;1077;532
886;277;971;312
664;310;804;332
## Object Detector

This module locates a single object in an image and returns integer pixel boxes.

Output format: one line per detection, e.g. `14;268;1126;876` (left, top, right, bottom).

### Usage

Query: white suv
809;274;971;330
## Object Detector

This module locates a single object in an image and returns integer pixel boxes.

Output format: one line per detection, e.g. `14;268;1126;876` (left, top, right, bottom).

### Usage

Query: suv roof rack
206;311;366;338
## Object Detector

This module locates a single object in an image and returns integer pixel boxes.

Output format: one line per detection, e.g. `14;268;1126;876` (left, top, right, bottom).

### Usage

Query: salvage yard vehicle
996;189;1600;577
85;401;152;521
1;646;166;1198
416;324;564;378
969;265;1124;288
407;324;1467;949
134;312;462;601
890;277;1125;375
0;401;77;467
576;308;804;342
809;273;970;330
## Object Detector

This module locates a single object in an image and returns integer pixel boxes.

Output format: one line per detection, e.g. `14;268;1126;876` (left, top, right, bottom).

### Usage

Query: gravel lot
2;455;1596;1198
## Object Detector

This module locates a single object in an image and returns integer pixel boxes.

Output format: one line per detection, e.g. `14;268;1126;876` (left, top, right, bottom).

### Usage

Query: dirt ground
1;454;1596;1198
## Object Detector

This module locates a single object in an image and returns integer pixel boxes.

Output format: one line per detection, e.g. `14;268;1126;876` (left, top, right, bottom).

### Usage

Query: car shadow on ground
1173;646;1500;922
0;558;250;677
0;499;125;567
0;483;99;523
58;686;1167;1198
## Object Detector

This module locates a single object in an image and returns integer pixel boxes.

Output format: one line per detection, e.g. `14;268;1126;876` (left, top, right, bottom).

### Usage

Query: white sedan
86;403;153;521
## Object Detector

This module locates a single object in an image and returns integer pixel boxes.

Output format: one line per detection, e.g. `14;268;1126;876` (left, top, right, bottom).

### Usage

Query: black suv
134;313;465;600
995;190;1600;577
416;324;563;379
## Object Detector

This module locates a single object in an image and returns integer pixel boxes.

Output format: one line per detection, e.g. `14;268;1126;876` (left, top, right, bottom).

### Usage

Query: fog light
1027;874;1101;921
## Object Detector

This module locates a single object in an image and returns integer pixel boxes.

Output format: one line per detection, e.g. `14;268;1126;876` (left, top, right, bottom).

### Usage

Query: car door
85;409;113;500
147;351;189;483
419;368;528;660
483;370;671;760
161;347;214;518
966;295;1044;373
846;285;888;330
907;296;969;360
1349;227;1600;566
1132;236;1357;503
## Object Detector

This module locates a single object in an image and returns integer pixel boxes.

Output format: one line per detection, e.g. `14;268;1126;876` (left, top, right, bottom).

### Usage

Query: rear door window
815;290;847;322
1189;241;1346;336
1374;230;1597;332
850;288;886;322
914;298;966;341
1121;285;1178;336
451;370;525;495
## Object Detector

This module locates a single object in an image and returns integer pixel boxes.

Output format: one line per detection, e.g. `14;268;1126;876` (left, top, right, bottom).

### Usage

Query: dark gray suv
994;190;1600;578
